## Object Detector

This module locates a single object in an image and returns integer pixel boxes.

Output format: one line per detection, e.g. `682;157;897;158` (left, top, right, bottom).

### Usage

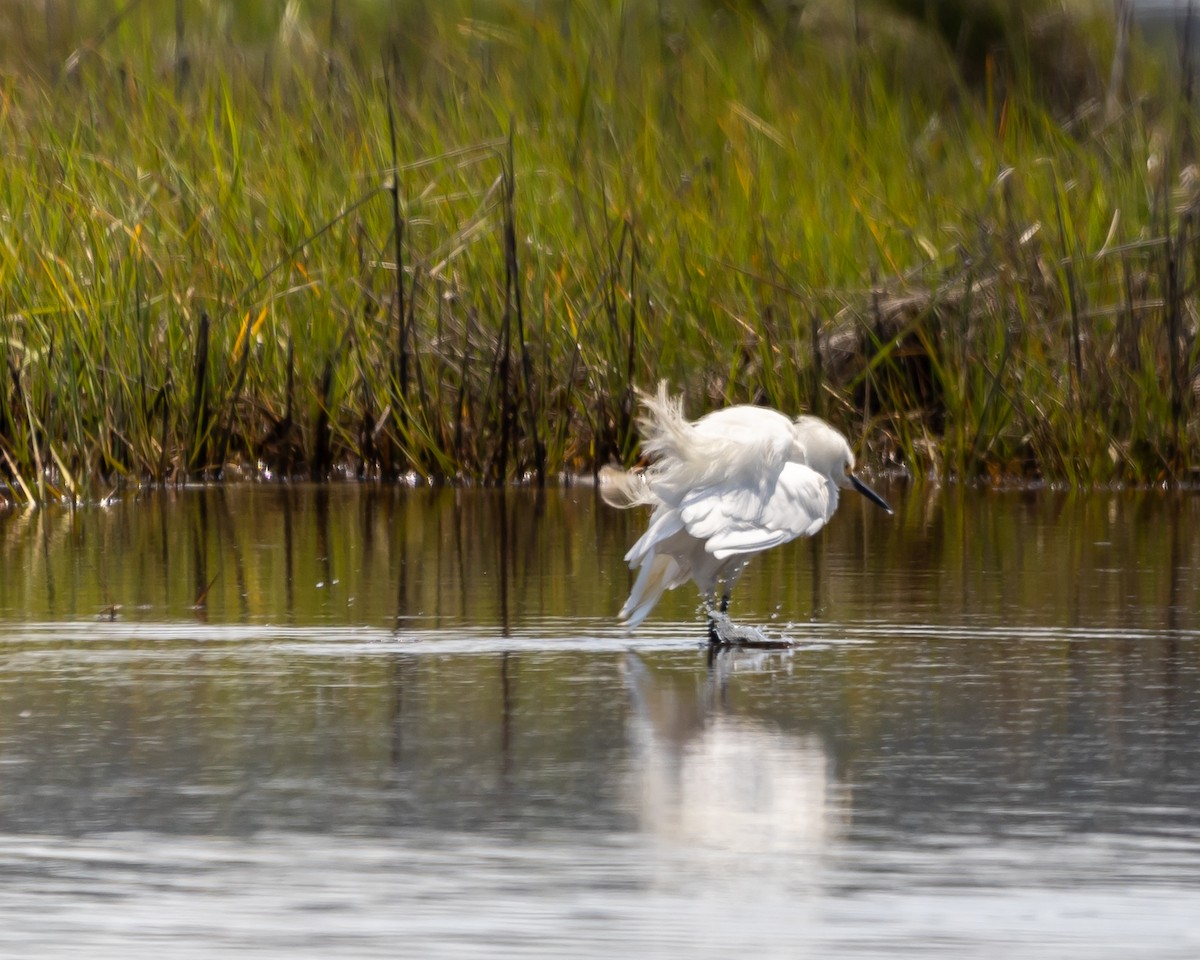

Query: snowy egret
601;383;893;644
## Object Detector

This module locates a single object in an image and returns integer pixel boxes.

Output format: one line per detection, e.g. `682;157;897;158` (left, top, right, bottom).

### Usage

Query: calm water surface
0;484;1198;958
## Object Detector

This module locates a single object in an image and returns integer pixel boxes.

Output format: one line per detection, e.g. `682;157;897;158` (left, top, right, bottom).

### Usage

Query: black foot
705;611;793;650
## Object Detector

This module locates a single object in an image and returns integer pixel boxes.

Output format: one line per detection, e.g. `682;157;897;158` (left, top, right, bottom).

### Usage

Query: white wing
640;402;797;507
679;461;837;561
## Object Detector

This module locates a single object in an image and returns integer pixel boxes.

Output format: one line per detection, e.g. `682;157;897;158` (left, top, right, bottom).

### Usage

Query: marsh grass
0;0;1197;504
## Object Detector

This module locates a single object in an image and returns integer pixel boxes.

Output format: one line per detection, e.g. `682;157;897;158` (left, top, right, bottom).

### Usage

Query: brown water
0;484;1198;957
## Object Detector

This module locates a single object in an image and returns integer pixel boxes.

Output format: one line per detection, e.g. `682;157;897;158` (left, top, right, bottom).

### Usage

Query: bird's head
794;416;893;514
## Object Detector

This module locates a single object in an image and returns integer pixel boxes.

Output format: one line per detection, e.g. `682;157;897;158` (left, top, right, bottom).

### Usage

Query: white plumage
602;383;892;638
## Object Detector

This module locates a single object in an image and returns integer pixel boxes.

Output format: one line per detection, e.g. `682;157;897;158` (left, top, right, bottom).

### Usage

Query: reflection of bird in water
602;383;892;645
623;653;842;868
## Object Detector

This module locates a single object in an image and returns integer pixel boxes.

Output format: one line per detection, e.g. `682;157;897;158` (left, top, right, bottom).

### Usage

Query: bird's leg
705;586;791;651
706;590;734;646
704;588;728;645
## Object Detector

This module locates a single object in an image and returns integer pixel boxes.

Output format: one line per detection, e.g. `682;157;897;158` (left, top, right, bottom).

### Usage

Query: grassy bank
0;0;1196;502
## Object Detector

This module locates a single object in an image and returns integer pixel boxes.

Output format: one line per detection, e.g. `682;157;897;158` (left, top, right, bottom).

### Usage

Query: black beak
851;474;893;514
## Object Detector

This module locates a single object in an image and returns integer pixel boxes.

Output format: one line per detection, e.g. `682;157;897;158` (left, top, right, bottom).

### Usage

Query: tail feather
603;383;727;631
619;553;682;629
600;382;704;510
636;381;693;467
599;464;654;509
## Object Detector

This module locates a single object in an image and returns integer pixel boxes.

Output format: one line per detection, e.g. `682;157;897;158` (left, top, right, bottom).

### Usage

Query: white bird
601;383;893;643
